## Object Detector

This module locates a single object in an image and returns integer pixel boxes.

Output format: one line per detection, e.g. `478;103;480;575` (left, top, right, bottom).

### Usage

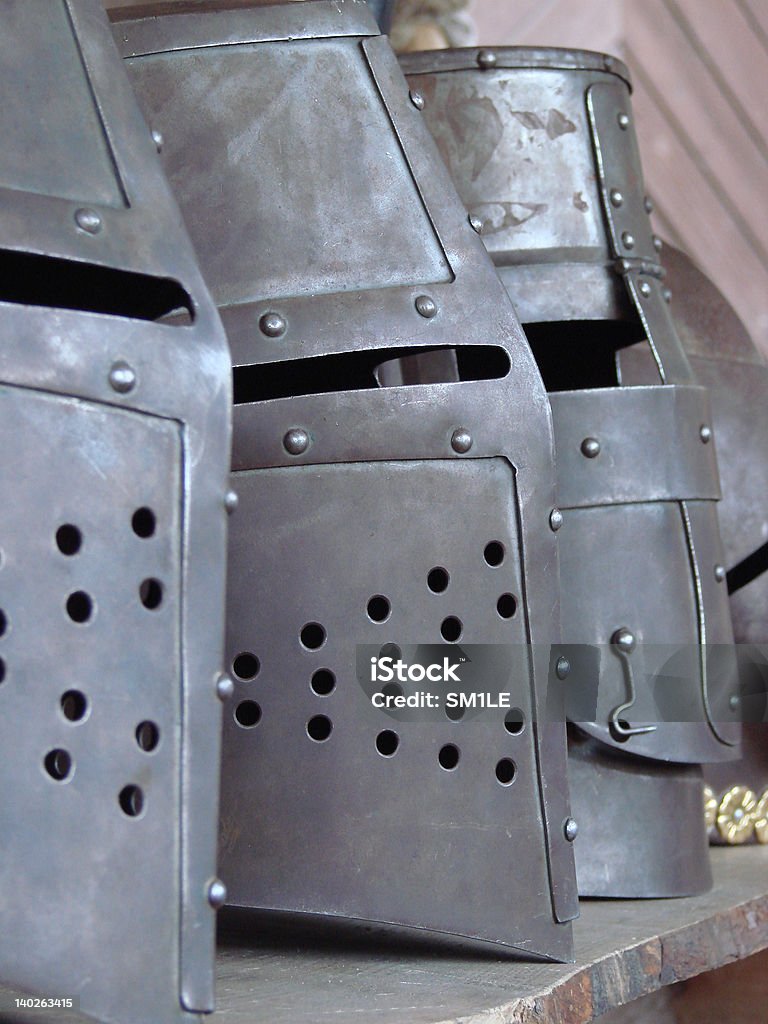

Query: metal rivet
284;428;309;456
714;564;726;583
622;231;635;250
415;295;437;319
259;312;286;338
151;129;164;153
617;112;630;130
477;49;497;69
644;195;654;214
663;288;672;304
580;437;601;459
216;675;235;701
109;361;136;394
639;281;652;297
451;428;473;454
556;657;571;680
409;89;425;110
729;694;740;710
700;424;712;444
224;491;239;514
75;208;102;234
610;188;624;207
564;817;579;842
468;213;483;234
653;235;663;253
611;627;636;654
549;508;564;532
207;879;227;909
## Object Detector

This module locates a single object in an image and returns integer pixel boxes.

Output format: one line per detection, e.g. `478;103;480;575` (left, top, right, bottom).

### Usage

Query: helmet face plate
0;1;232;1019
121;2;578;959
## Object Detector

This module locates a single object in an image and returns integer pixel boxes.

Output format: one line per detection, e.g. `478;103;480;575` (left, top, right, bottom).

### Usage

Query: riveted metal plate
400;46;631;84
0;389;191;1022
620;248;768;645
622;270;696;385
119;0;578;955
561;498;739;762
586;79;657;266
221;457;571;960
550;385;720;508
0;1;231;1018
400;51;634;323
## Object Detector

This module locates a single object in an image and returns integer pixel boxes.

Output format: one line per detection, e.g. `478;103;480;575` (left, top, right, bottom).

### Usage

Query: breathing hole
504;708;525;735
56;524;82;556
381;682;404;700
495;758;517;785
379;643;402;660
233;652;260;680
427;567;450;593
311;669;336;696
119;784;144;817
439;743;460;770
0;609;6;637
376;729;399;756
61;690;88;723
44;748;72;782
66;591;93;623
0;658;5;683
139;578;163;610
300;622;326;650
235;700;262;728
484;541;505;567
136;720;160;752
367;595;391;623
307;715;332;742
440;616;463;643
497;593;517;619
132;507;156;539
446;703;466;722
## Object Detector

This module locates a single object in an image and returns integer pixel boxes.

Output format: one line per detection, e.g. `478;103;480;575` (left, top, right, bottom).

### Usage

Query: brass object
703;785;718;833
754;790;768;845
717;785;757;845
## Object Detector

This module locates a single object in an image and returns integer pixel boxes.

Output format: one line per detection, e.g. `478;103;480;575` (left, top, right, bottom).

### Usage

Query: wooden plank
630;63;768;357
3;847;766;1024
670;0;768;150
627;0;768;266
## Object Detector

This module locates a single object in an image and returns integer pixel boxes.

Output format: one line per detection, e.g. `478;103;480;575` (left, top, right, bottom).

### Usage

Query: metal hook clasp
608;627;657;739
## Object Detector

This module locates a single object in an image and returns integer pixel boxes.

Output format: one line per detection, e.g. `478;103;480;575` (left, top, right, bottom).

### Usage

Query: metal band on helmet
0;1;232;1020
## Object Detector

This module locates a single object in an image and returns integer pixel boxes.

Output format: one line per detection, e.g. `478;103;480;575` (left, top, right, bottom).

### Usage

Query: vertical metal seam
679;499;736;746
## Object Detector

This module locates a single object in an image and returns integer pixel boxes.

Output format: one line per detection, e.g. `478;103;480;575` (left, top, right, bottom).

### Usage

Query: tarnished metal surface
400;47;636;324
569;728;712;897
619;249;768;847
402;47;742;897
620;247;768;646
402;48;738;762
0;1;231;1020
119;1;577;959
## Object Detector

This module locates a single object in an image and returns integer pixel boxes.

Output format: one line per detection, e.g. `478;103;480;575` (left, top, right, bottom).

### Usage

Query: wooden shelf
2;847;767;1023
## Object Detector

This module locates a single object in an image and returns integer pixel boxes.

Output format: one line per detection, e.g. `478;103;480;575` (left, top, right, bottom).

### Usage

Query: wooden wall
473;0;768;359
